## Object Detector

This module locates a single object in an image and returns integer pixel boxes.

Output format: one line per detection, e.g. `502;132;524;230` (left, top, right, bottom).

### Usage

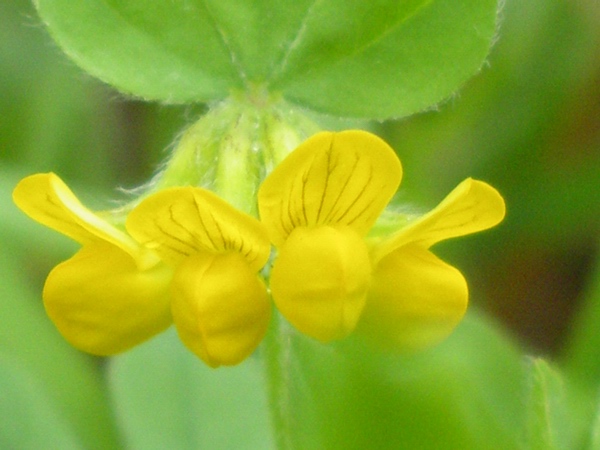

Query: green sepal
151;96;319;214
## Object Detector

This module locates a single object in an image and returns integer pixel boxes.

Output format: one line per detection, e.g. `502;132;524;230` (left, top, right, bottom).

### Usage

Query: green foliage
33;0;499;119
274;313;526;449
0;354;81;450
270;0;499;119
109;329;274;450
561;259;600;390
588;397;600;450
523;359;582;450
0;221;120;450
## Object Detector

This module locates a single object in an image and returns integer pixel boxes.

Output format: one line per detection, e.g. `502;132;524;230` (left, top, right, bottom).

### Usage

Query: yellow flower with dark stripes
13;176;271;367
126;187;271;367
13;130;505;366
259;130;505;349
13;174;173;355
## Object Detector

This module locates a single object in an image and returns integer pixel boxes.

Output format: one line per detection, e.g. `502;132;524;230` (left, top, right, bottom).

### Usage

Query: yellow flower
12;173;173;355
13;175;272;367
258;131;401;341
258;130;505;350
360;177;505;351
14;130;504;364
125;187;272;367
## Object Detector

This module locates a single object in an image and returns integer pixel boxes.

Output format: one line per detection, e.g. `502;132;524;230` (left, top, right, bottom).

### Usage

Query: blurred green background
1;0;599;449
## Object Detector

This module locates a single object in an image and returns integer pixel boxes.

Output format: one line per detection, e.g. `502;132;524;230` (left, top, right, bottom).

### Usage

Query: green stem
263;309;294;450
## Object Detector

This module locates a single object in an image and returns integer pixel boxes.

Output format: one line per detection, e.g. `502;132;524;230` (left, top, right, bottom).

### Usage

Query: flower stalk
262;309;294;450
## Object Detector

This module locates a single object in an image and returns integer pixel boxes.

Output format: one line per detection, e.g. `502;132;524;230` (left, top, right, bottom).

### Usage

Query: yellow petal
270;226;371;342
258;131;402;247
171;252;271;368
43;242;173;355
126;187;270;271
357;245;468;352
13;173;139;256
372;178;506;262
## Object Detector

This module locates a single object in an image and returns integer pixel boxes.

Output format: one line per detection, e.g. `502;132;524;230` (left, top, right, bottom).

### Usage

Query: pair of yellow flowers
13;130;505;367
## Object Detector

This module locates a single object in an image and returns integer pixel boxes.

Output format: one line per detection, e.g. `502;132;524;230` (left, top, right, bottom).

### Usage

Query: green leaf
561;257;600;390
34;0;499;119
523;358;583;450
0;251;121;449
588;396;600;450
270;0;500;119
271;311;525;449
0;353;81;450
33;0;243;102
108;329;274;450
525;359;565;449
